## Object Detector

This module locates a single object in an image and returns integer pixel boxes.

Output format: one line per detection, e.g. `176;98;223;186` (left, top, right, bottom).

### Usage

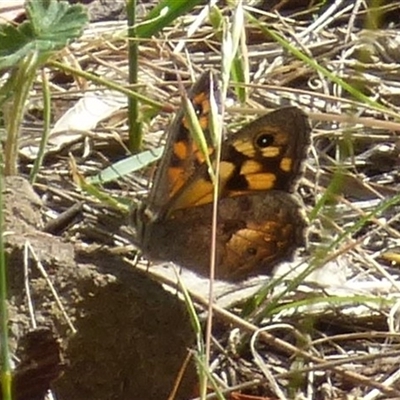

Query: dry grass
15;2;400;399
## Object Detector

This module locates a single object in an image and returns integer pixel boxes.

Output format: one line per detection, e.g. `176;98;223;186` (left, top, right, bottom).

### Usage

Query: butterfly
131;71;311;281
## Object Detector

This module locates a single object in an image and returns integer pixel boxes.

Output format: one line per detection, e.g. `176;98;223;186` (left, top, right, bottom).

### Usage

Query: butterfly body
132;72;310;281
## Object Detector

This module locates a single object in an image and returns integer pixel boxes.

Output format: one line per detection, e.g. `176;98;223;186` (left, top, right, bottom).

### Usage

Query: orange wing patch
168;87;215;200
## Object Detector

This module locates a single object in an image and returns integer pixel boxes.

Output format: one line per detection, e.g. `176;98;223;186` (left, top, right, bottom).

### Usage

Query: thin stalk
0;165;11;400
48;60;164;111
30;69;51;184
4;52;39;176
127;0;142;151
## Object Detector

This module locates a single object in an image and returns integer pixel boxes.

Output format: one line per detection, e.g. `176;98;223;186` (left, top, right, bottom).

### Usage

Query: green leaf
0;0;88;70
26;0;88;47
0;23;34;70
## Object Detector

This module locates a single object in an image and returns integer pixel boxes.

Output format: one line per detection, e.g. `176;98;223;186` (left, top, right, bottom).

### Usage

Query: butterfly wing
222;106;311;193
145;71;219;218
142;191;306;281
168;107;311;211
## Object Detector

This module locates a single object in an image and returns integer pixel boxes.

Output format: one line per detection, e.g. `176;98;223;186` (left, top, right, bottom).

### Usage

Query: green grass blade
136;0;204;38
253;192;400;319
247;12;396;116
183;92;215;182
228;1;248;103
48;60;165;111
89;148;164;185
